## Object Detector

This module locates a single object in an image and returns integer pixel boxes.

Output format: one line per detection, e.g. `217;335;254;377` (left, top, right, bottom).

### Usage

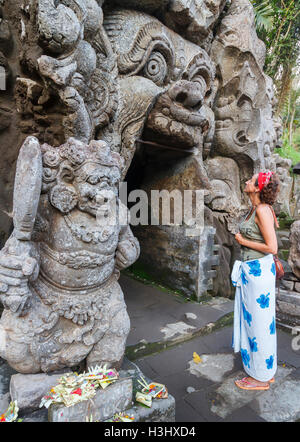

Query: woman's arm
235;205;278;255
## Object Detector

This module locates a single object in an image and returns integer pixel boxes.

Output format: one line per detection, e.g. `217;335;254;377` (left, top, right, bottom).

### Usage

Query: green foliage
276;129;300;166
250;0;300;83
293;128;300;149
278;211;295;230
250;0;300;165
251;1;274;32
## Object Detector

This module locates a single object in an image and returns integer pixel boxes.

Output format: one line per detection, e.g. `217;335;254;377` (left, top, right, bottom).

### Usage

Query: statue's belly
39;244;115;289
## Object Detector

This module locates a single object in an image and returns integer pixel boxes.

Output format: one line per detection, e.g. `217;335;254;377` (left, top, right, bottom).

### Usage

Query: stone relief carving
36;0;118;143
0;136;140;373
0;0;285;314
288;221;300;280
271;154;293;216
163;0;227;50
101;6;216;182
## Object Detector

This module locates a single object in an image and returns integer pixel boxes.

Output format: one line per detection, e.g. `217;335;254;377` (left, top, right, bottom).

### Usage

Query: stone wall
0;0;290;299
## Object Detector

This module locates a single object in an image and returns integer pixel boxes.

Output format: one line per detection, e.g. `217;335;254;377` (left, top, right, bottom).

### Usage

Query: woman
232;171;280;390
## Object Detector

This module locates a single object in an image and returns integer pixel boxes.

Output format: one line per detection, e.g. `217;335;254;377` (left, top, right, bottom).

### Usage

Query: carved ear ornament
49;184;78;214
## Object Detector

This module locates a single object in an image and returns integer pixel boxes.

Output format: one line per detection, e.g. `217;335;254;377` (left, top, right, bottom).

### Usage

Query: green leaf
251;0;275;32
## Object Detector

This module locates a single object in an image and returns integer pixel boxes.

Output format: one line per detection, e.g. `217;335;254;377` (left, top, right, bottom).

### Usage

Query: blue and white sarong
231;253;277;382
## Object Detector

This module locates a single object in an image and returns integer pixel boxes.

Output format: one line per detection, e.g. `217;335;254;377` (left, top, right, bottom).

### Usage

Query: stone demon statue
0;136;139;373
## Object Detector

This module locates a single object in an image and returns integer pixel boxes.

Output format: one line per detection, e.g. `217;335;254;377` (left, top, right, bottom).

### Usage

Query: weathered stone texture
0;0;288;377
288;221;300;280
10;372;68;412
0;137;140;374
48;377;133;422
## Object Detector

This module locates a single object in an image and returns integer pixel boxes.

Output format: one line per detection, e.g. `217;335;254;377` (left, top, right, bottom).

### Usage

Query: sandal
235;377;270;391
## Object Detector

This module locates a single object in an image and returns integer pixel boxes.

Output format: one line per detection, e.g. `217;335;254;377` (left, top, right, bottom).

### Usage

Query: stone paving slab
0;392;9;415
248;377;300;422
121;274;234;359
0;359;17;395
134;323;300;422
210;366;293;419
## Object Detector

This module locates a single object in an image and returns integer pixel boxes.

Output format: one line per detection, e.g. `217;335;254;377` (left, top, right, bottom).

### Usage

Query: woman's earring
50;184;78;214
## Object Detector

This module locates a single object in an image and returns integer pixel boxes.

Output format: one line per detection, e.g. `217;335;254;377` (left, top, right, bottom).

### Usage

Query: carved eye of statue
87;175;99;185
142;51;168;86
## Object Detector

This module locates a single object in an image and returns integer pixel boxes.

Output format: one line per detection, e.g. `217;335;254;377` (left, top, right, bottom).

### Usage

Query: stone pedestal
49;377;133;422
279;272;300;294
276;286;300;329
3;358;176;422
10;372;69;413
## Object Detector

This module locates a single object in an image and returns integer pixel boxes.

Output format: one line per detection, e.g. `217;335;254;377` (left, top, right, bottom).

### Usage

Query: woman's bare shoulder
255;204;273;221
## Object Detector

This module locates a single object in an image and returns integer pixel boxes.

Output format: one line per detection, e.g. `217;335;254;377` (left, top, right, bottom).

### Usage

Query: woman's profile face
244;174;259;194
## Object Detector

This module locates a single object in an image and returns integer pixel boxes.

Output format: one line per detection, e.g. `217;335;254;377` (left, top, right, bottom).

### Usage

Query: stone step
10;372;68;413
48;377;133;422
283;272;299;282
17;360;176;422
125;310;234;361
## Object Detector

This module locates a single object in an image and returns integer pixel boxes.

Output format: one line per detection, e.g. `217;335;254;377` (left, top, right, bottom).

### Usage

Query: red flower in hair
258;171;274;191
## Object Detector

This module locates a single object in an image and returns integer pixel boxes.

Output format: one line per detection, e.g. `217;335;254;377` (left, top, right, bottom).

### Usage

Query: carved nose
168;80;204;109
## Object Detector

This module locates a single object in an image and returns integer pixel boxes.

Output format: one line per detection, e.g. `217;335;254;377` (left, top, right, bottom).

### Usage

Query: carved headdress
41;138;124;193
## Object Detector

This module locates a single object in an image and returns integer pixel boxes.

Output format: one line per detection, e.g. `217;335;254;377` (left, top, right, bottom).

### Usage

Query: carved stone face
144;50;213;150
103;9;215;170
204;156;242;215
73;163;121;217
213;59;264;169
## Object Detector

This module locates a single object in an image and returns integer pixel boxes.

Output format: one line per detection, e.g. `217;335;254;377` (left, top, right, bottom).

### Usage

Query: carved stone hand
0;236;39;316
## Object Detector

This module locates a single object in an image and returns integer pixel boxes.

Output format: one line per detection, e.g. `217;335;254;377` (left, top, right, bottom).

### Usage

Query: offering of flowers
40;365;119;409
135;376;168;408
0;401;19;422
135;391;153;408
105;412;135;422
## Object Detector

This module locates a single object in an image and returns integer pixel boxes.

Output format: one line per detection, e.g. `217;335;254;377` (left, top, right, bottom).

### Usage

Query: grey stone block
281;279;295;291
277;299;300;318
249;376;300;422
0;362;17;395
126;395;175;422
10;372;69;412
49;377;133;422
284;272;300;282
21;408;48;422
0;392;10;415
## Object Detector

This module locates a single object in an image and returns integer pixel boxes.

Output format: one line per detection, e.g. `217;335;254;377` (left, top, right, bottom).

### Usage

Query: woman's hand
235;232;245;246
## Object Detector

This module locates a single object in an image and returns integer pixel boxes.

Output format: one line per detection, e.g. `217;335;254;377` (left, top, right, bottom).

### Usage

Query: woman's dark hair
255;172;280;205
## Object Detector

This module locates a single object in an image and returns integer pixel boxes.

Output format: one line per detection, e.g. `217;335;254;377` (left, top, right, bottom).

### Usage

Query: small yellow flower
193;352;202;364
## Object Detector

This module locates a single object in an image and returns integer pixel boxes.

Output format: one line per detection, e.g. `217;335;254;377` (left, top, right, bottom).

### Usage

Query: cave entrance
125;139;196;202
123;140;215;301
